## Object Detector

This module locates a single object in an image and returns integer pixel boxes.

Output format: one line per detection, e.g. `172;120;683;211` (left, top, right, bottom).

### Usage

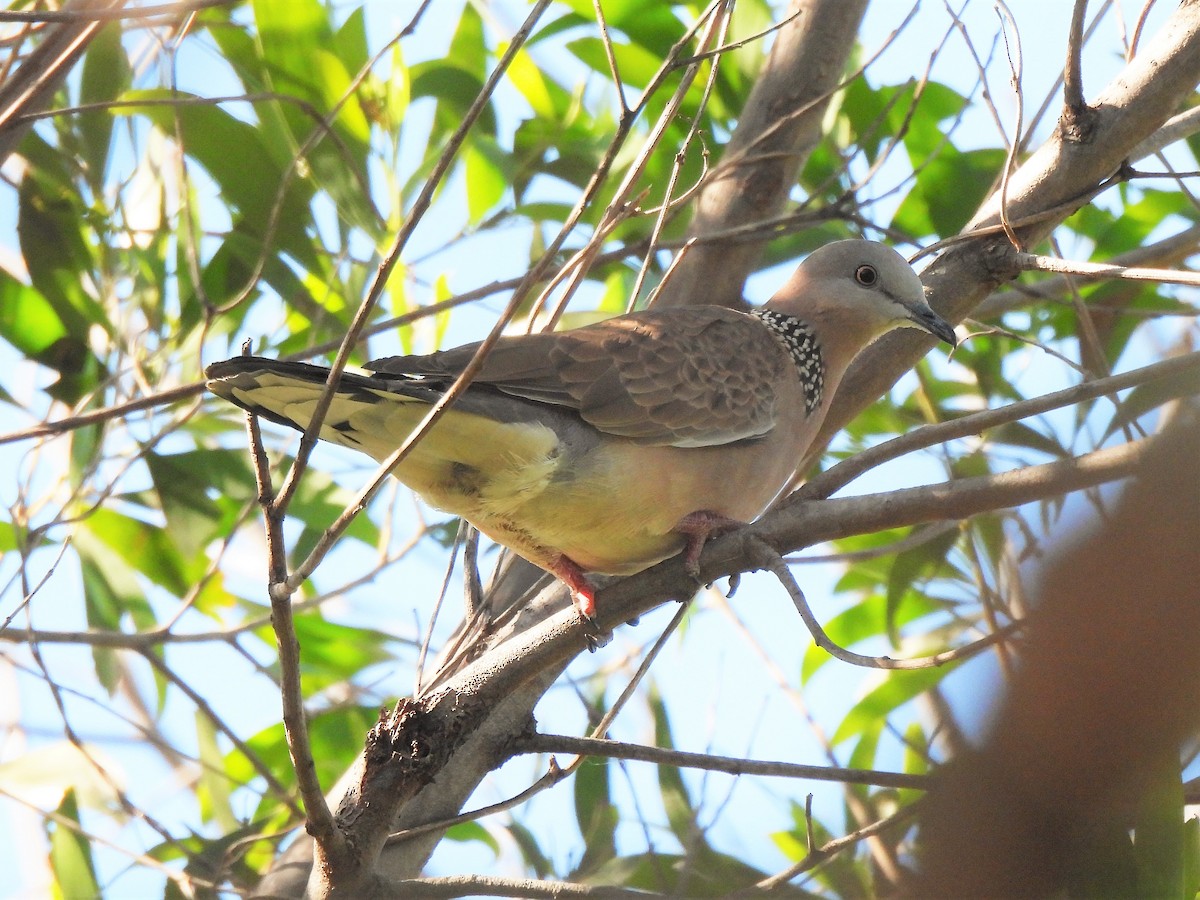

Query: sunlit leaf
48;790;101;900
832;664;961;746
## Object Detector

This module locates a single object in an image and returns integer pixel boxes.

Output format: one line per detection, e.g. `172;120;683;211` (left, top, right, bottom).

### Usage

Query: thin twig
994;1;1024;249
1015;251;1200;286
516;733;932;790
743;534;1021;671
796;351;1200;502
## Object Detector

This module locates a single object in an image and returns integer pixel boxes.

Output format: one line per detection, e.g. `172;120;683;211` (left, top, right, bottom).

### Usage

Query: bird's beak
906;303;957;349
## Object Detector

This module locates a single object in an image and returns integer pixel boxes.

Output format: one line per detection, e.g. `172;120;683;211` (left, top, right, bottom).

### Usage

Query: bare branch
1063;0;1091;119
799;351;1200;502
517;733;932;790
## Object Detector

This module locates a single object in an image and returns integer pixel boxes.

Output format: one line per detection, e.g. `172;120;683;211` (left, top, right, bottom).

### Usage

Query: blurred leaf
257;612;391;692
411;3;497;139
444;820;500;855
507;820;555;879
885;527;958;641
587;847;816;897
0;273;70;361
650;687;697;845
288;469;382;561
233;705;379;797
146;450;228;559
116;89;315;262
465;140;508;224
80;507;192;597
568;37;662;90
48;790;100;900
1103;365;1200;439
1133;751;1185;900
774;803;870;898
78;22;131;189
1183;816;1200;900
195;713;239;832
0;518;19;554
572;755;617;875
990;420;1071;458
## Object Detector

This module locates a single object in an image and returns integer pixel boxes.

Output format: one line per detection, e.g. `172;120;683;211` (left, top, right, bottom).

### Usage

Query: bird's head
766;239;957;349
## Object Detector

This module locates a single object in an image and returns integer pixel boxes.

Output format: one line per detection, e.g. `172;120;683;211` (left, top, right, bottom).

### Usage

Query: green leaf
332;5;368;77
0;518;19;554
80;508;192;597
410;3;497;141
892;147;1006;237
195;713;239;832
832;663;961;745
650;687;697;845
588;847;816;897
573;755;617;874
410;61;496;136
568;37;663;90
117;89;313;253
15;164;106;403
232;705;379;798
0;272;69;360
465;141;508;224
885;527;958;641
507;820;555;879
990;420;1071;458
146;450;227;559
572;696;617;876
78;22;131;188
802;591;946;684
1182;816;1200;900
287;469;382;562
444;820;501;855
259;613;391;692
48;789;100;900
1133;752;1185;899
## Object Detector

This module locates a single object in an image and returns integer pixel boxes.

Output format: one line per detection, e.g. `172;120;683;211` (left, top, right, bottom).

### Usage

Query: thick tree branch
812;1;1200;457
654;0;869;308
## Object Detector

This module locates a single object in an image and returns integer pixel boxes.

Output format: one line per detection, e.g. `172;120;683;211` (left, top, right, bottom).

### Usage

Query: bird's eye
855;264;878;286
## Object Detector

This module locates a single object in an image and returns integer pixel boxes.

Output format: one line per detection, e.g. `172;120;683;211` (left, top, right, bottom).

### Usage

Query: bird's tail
204;356;439;461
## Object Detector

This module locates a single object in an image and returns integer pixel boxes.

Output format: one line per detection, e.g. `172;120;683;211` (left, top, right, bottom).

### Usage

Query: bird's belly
493;437;798;575
387;414;800;578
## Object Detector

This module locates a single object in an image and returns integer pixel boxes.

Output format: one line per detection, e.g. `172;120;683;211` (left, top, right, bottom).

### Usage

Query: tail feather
204;355;570;472
205;356;439;459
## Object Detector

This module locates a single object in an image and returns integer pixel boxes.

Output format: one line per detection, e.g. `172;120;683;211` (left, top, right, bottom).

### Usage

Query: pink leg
674;510;746;578
548;554;597;619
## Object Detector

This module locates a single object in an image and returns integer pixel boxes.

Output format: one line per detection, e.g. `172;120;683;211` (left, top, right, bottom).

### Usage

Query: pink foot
549;554;597;619
674;510;747;578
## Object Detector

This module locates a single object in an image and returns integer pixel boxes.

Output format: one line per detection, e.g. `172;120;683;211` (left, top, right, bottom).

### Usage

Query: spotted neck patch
751;308;824;416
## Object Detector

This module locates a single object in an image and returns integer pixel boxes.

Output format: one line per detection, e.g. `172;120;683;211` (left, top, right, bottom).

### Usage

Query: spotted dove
205;240;956;617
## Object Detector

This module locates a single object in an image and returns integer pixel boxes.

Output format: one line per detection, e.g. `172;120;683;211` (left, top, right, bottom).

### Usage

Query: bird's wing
367;306;795;448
